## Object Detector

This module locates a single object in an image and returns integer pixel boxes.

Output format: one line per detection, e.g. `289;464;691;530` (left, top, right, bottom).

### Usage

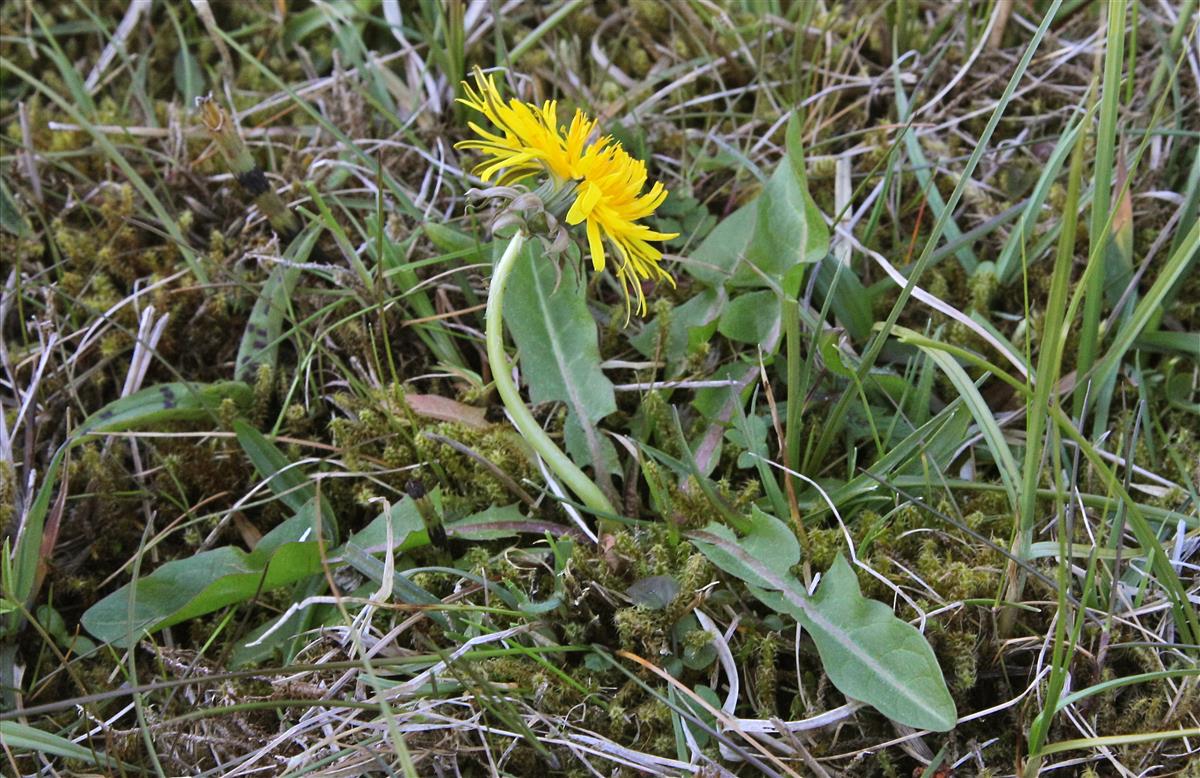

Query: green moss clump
0;458;16;529
941;630;978;695
753;633;778;718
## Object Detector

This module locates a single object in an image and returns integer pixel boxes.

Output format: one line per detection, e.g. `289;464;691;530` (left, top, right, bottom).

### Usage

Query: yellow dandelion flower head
457;66;678;316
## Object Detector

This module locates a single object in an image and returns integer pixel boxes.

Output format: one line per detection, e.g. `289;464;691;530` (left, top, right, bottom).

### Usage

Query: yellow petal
633;228;678;241
586;218;606;272
566;182;602;225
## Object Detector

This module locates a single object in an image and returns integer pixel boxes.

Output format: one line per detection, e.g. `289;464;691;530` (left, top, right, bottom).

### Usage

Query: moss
0;458;15;529
753;633;778;718
970;264;999;312
942;630;978;695
670;475;752;530
677;553;711;597
639;390;674;436
630;0;668;29
876;750;901;778
805;527;843;573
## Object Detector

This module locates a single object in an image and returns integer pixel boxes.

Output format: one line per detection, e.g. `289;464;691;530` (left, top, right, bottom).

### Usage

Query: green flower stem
486;231;617;522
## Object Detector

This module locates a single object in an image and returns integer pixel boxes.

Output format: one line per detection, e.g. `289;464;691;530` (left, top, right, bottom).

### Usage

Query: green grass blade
0;721;131;771
1014;99;1090;594
1074;0;1127;418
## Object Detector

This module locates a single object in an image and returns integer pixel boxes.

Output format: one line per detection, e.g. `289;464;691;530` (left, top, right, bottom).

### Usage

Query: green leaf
341;496;427;549
283;0;371;46
31;7;95;116
673;613;717;670
687;526;956;732
817;329;857;379
717;289;780;345
234;408;336;665
236;261;302;381
816;399;972;515
81;499;329;646
655;189;718;249
875;399;971;480
812;256;874;341
691;363;750;422
909;343;1021;516
1135;331;1200;358
504;243;616;468
688;507;799;590
677;683;721;748
234;420;316;514
81;496;541;647
82;499;419;647
724;411;768;469
234;420;339;550
423;221;484;257
729;399;790;518
3;449;63;638
564;417;621;476
682;115;828;296
440;502;528;541
626;575;680;610
684;201;756;286
800;555;957;731
737;114;830;294
74;381;253;440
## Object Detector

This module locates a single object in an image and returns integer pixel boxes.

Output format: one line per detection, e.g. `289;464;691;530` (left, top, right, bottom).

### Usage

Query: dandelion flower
457;67;677;315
